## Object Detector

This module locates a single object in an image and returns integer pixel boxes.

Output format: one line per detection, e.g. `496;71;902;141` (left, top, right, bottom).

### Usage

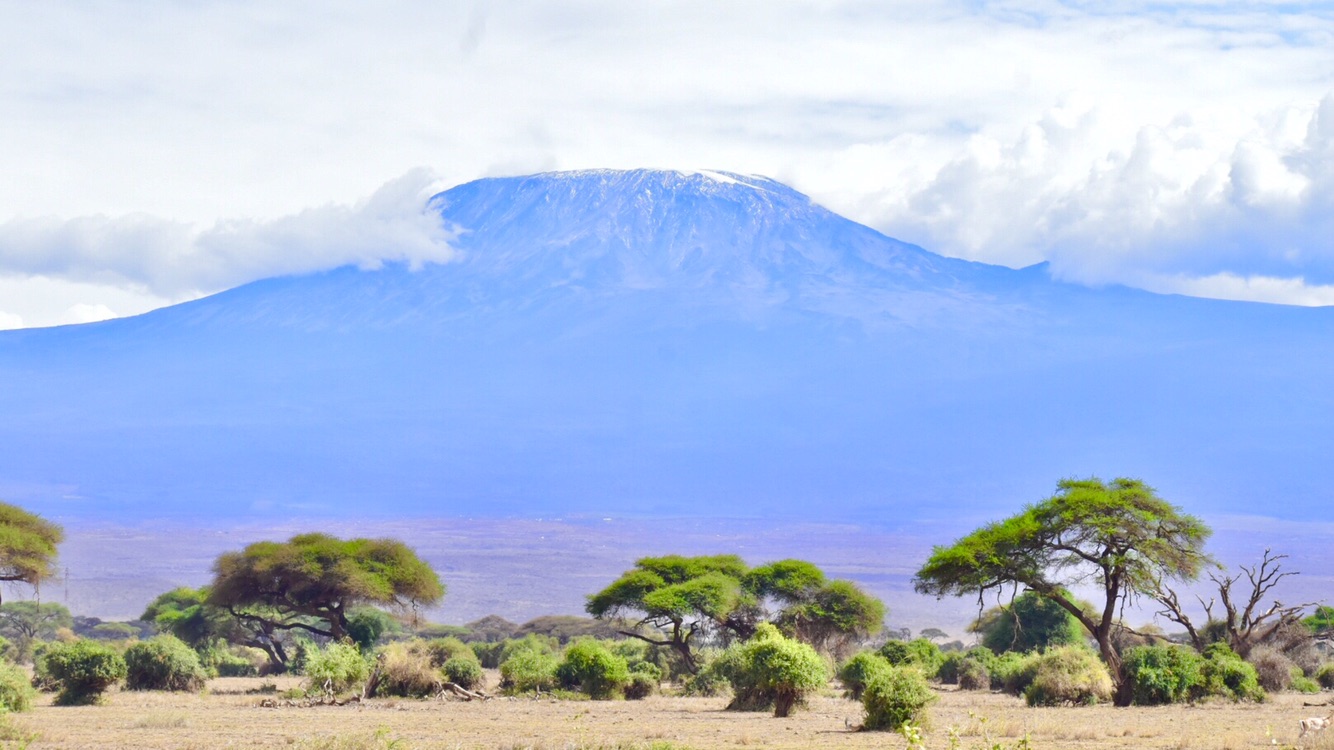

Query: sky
2;1;1334;328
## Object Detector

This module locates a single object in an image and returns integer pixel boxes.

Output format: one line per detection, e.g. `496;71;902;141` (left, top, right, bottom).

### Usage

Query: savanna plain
7;675;1332;750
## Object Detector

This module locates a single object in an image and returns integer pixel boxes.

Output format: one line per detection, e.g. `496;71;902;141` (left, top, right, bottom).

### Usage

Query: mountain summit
1;170;1332;524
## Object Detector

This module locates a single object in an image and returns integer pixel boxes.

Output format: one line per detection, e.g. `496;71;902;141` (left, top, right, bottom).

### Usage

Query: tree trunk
1096;635;1133;707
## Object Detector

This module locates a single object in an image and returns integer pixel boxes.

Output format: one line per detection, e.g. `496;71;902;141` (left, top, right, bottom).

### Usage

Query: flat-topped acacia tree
0;501;64;606
207;533;444;642
586;554;883;672
913;477;1211;707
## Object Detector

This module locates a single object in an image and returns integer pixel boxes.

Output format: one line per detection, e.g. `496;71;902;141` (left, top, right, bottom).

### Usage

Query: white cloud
0;170;455;309
1;2;1334;320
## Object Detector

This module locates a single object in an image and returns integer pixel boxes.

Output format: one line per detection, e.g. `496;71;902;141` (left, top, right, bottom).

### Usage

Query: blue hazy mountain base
2;169;1332;524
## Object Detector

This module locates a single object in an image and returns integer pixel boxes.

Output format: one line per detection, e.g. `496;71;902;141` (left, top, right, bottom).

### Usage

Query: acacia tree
586;555;883;672
913;477;1211;706
0;601;73;661
143;586;303;669
0;502;64;606
207;533;444;643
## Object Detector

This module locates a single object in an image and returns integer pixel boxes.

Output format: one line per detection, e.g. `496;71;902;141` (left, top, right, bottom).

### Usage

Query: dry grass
6;676;1334;749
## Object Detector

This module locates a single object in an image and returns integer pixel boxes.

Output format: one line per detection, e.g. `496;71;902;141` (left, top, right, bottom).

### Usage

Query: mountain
2;169;1333;526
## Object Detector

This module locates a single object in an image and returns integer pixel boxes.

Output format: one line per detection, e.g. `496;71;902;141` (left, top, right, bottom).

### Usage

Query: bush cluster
1198;643;1265;702
837;652;892;700
498;637;559;693
40;639;127;705
860;666;935;731
1023;646;1114;706
556;639;630;700
124;635;207;692
714;624;830;717
1122;644;1202;705
304;642;369;696
371;642;440;698
877;638;944;677
0;660;36;713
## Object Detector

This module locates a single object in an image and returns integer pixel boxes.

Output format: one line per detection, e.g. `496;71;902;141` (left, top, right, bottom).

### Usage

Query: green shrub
993;651;1039;695
1197;643;1265;702
1122;644;1202;705
860;666;936;731
424;637;476;668
556;640;630;700
444;656;483;690
1023;646;1113;706
1317;663;1334;689
499;648;559;693
956;657;991;691
714;624;830;717
0;661;36;712
304;642;369;696
124;635;207;692
624;672;656;700
499;634;558;664
1292;674;1321;694
937;647;998;685
629;660;663;683
877;638;944;678
837;652;892;700
41;640;127;705
370;642;439;698
470;641;505;669
346;609;395;651
212;649;262;677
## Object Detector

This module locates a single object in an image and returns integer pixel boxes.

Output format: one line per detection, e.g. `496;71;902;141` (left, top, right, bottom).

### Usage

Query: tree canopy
207;533;444;642
969;589;1086;654
587;554;883;671
0;502;63;605
913;477;1211;706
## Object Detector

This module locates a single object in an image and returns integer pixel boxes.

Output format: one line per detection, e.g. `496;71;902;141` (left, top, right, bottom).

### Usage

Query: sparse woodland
2;480;1334;750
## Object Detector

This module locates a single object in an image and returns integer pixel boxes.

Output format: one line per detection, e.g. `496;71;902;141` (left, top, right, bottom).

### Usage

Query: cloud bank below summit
3;2;1334;325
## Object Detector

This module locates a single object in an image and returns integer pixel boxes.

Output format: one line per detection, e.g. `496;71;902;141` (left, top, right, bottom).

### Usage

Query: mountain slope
1;169;1332;526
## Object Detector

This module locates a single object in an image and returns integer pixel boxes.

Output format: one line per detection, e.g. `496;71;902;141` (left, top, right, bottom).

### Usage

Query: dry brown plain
6;676;1334;750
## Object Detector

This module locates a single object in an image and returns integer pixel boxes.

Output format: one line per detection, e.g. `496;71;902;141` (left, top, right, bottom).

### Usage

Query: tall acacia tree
207;533;444;642
0;501;64;606
913;477;1211;706
587;555;883;672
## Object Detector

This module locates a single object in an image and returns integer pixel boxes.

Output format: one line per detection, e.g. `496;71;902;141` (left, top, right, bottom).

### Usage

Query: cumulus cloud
0;170;455;301
2;1;1334;317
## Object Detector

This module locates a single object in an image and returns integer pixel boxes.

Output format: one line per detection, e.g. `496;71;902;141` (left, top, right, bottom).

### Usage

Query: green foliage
124;635;207;692
0;601;73;662
1304;605;1334;635
938;647;999;687
837;651;893;700
499;647;559;693
556;639;631;699
1197;642;1265;702
956;657;992;690
41;639;127;705
0;660;35;712
1292;673;1321;694
860;666;936;731
443;656;483;689
624;672;656;700
208;533;444;641
1122;644;1203;705
370;642;439;698
713;624;830;717
972;591;1085;654
424;637;476;668
0;502;64;594
1316;662;1334;689
588;555;885;670
346;608;397;651
913;477;1212;706
1023;646;1114;706
993;651;1039;695
877;638;944;677
304;642;369;696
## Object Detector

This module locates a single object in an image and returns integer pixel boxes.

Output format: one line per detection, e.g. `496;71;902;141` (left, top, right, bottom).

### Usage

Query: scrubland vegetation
2;477;1334;748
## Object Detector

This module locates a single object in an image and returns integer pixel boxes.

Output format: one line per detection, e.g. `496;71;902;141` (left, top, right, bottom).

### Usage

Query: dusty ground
6;676;1334;750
